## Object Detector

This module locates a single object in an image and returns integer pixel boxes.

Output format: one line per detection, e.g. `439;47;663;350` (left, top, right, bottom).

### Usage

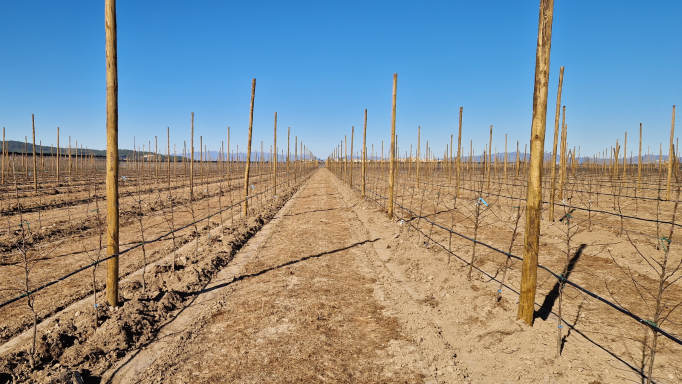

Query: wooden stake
666;105;676;200
362;109;367;196
549;66;564;222
388;73;397;219
623;132;627;179
105;0;120;306
638;123;642;189
416;126;421;188
32;115;37;191
487;125;493;189
273;112;277;196
190;112;194;198
350;126;354;187
243;78;256;215
558;108;567;200
1;127;4;184
56;128;60;183
287;127;290;186
518;0;555;326
456;107;463;198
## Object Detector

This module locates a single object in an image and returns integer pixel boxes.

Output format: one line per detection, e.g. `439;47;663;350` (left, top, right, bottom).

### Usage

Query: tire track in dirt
113;169;436;383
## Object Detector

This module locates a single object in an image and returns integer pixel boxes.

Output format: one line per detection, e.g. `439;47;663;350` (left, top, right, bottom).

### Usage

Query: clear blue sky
0;1;679;159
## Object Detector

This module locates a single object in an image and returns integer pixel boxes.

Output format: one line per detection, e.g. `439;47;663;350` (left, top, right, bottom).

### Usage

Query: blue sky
0;1;679;159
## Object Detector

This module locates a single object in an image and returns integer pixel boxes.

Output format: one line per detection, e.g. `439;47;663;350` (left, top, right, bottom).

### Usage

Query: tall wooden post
623;132;627;179
558;107;567;200
273;113;277;196
416;126;421;188
243;79;256;215
350;126;354;188
487;125;493;189
32;115;37;191
666;106;676;200
503;133;507;183
388;73;397;219
1;127;5;184
449;135;453;184
105;0;120;306
190;112;194;198
518;0;555;326
549;66;564;221
456;108;463;198
362;109;367;196
56;128;60;183
227;127;231;186
167;127;170;190
638;123;642;189
287;127;290;186
344;135;347;181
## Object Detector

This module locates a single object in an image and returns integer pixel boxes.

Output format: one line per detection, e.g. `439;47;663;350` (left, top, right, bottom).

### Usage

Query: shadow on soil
197;238;380;296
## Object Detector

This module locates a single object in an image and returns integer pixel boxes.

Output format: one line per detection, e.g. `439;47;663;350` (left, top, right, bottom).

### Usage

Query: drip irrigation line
0;170;313;310
352;176;682;347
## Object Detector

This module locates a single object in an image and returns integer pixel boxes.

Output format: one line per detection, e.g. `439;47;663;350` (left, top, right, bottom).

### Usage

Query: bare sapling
497;201;525;302
461;176;496;281
135;182;149;291
554;188;584;357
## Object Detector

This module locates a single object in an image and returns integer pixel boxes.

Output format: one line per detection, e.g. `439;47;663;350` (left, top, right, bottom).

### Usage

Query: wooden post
1;127;4;184
287;127;290;186
518;0;555;326
449;134;453;185
190;112;194;198
388;73;397;219
273;112;277;196
504;134;508;183
167;127;170;190
416;126;421;188
155;136;159;180
362;109;367;196
68;136;72;180
638;123;642;190
558;108;567;200
516;140;521;179
487;125;493;189
200;136;203;184
32;115;37;191
623;132;627;179
456;108;463;198
243;79;256;215
666;105;676;200
56;128;60;183
105;0;120;307
350;126;354;188
549;66;564;221
227;127;231;186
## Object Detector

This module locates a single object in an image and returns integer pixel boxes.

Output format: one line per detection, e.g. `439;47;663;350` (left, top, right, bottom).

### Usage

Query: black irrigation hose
0;169;314;310
351;177;682;347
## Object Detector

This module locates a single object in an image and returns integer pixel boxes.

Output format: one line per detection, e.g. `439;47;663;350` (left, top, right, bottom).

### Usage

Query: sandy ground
96;168;674;384
2;167;679;383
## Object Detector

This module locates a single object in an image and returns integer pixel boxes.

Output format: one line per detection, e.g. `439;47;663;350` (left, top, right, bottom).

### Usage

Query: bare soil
2;167;681;383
